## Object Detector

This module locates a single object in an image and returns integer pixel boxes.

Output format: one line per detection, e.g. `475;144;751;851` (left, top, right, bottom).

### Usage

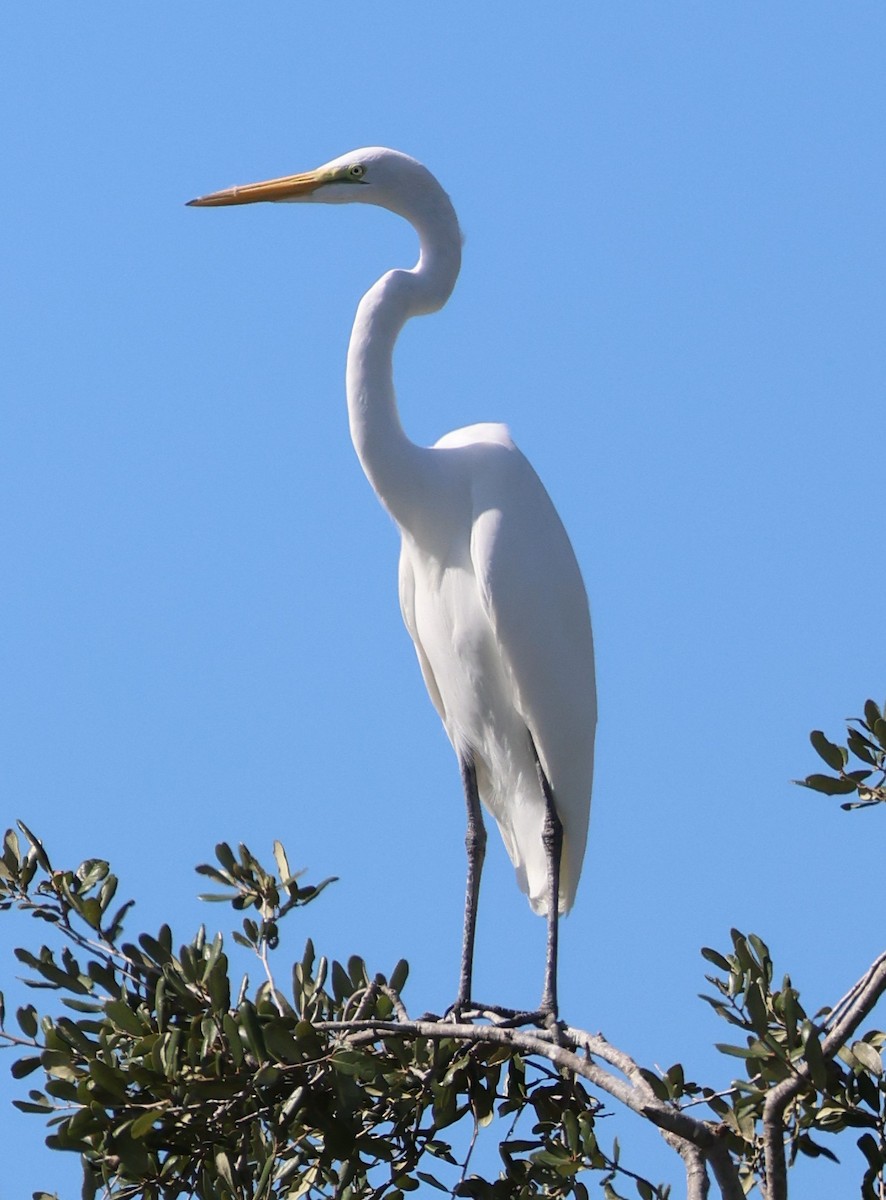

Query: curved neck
346;191;461;526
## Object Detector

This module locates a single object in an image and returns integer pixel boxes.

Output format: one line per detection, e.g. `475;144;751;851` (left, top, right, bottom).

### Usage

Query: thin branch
350;981;380;1022
680;1088;740;1111
460;1114;481;1188
258;940;286;1017
0;1031;41;1051
823;951;886;1034
318;1017;714;1147
381;985;410;1023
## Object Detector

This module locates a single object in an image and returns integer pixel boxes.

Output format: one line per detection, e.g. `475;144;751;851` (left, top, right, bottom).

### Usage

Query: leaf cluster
0;828;664;1200
700;930;886;1195
796;699;886;809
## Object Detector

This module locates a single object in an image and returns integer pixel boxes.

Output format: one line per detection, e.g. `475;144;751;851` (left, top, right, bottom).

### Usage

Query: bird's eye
348;164;366;180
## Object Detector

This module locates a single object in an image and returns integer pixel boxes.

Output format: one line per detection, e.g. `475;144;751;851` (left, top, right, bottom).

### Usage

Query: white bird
188;148;596;1015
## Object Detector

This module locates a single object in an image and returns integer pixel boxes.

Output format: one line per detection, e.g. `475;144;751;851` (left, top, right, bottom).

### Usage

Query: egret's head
187;147;444;222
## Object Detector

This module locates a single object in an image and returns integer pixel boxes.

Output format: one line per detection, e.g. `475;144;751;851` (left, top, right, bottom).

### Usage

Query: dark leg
532;744;563;1016
457;754;487;1009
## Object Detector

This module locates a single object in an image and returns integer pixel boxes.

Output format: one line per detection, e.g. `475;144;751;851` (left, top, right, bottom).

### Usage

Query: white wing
465;430;597;911
398;549;447;723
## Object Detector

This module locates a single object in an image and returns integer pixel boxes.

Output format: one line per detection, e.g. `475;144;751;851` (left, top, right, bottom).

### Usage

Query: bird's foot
443;1000;559;1029
496;1004;566;1041
443;996;478;1023
444;998;511;1023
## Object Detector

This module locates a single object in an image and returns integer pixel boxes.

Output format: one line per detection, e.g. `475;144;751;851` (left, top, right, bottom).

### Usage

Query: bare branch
681;1142;710;1200
823;951;886;1040
708;1141;747;1200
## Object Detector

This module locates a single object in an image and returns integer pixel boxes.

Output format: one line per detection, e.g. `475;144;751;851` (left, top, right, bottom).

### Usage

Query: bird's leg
456;754;486;1011
532;745;563;1017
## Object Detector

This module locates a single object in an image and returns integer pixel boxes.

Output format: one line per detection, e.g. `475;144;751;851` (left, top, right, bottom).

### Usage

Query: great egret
189;148;596;1015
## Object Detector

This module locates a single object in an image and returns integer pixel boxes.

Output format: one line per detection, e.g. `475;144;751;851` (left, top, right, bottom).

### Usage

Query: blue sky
2;4;885;1196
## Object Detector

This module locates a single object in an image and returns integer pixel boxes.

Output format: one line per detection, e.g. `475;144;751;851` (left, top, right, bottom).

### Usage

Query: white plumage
189;147;597;1011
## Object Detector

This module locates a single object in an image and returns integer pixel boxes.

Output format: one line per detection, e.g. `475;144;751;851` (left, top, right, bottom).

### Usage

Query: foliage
699;930;886;1197
796;698;886;810
0;831;639;1200
1;702;885;1200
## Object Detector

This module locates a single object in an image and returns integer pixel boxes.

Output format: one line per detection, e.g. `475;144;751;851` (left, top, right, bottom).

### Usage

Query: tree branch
680;1142;710;1200
316;1014;747;1197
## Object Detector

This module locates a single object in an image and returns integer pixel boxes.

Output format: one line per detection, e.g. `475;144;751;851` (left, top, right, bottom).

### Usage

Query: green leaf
239;1000;267;1060
273;840;291;883
262;1021;303;1063
701;947;731;972
222;1012;244;1066
104;898;134;939
637;1068;669;1101
797;773;856;796
562;1107;580;1153
55;1018;96;1056
16;1005;39;1038
41;1049;80;1082
715;1042;768;1059
13;1098;53;1114
11;1055;42;1079
17;822;51;871
603;1183;628;1200
104;999;144;1036
852;1041;883;1076
664;1062;685;1098
858;1132;882;1172
138;931;172;966
215;1149;236;1192
796;1133;839;1162
215;842;237;873
389;958;409;993
802;1027;827;1090
332;960;352;1002
846;769;873;784
348;955;368;988
130;1108;164;1139
810;730;847;771
847;730;879;766
89;1057;127;1099
782;983;800;1049
416;1172;448;1191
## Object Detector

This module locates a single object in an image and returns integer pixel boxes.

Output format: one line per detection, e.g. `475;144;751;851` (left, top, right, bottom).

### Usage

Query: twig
258;940;285;1017
318;1017;716;1147
351;981;380;1022
381;985;410;1023
460;1114;481;1188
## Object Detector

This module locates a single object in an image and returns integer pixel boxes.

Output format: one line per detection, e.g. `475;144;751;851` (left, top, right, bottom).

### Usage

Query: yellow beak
187;168;326;208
